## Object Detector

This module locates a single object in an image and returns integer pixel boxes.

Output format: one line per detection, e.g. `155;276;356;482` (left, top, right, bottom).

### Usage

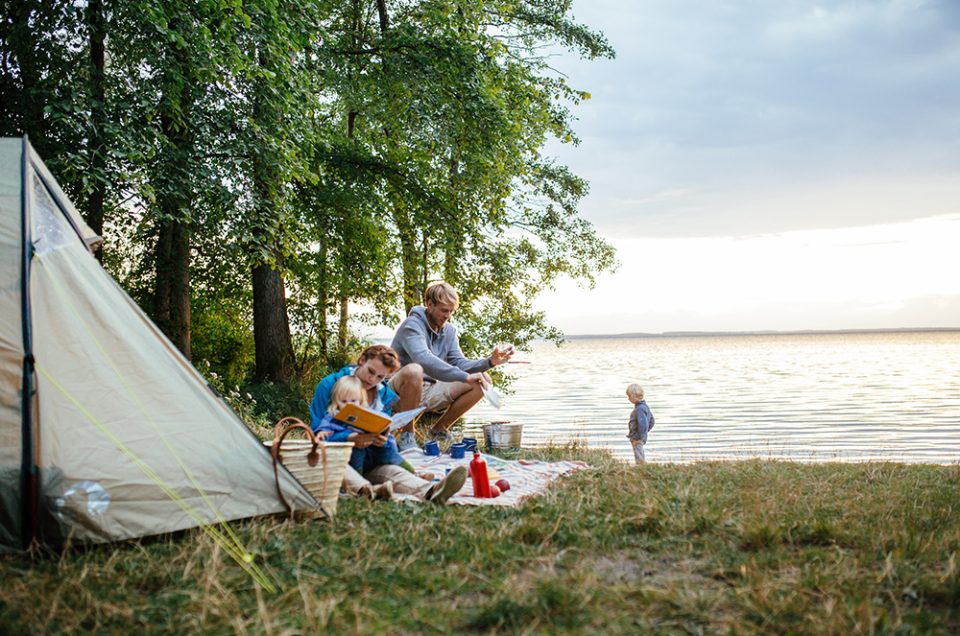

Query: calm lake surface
461;331;960;464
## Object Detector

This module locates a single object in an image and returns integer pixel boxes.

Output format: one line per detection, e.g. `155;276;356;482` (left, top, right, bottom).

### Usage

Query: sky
531;0;960;334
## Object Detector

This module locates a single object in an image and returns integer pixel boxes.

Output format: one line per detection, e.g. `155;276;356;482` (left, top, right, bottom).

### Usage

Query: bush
190;305;254;388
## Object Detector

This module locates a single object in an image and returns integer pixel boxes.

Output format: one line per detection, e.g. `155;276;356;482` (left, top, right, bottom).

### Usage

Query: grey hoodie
391;306;492;383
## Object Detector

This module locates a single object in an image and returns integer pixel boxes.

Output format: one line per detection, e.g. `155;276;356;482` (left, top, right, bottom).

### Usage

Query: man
389;281;514;450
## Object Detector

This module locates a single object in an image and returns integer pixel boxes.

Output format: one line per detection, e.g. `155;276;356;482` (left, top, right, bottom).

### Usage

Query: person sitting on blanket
313;376;395;500
309;345;466;504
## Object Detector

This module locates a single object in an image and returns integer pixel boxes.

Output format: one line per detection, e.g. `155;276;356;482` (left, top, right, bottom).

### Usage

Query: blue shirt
313;413;405;474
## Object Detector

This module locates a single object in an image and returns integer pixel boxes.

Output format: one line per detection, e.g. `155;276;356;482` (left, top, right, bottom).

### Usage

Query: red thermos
470;451;491;497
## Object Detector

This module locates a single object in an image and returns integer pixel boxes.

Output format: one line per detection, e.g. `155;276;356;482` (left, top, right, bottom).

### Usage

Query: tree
314;0;617;351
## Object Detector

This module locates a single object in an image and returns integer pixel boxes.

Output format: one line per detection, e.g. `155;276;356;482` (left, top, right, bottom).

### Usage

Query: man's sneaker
396;431;419;452
425;465;467;505
428;428;454;443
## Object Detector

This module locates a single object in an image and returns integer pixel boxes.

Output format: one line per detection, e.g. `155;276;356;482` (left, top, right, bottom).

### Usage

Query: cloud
550;0;960;237
534;214;960;333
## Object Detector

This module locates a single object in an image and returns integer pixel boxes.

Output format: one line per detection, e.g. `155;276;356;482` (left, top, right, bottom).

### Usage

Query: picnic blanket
398;449;590;507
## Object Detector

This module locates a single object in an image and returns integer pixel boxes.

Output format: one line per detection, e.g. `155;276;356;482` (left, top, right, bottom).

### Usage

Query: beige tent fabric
0;139;25;549
29;181;316;543
2;138;317;549
0;139;24;461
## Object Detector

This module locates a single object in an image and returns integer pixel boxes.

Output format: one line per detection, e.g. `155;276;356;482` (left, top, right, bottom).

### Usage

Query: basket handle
271;416;330;519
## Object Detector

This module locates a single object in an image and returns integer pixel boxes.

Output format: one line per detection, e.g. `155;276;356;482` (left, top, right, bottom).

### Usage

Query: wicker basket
267;417;354;518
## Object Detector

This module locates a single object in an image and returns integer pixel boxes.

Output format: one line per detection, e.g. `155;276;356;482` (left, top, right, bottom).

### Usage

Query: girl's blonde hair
626;383;645;401
328;376;368;415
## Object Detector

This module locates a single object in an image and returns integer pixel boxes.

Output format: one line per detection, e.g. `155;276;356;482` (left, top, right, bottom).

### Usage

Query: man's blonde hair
328;376;368;415
626;383;645;401
424;281;459;308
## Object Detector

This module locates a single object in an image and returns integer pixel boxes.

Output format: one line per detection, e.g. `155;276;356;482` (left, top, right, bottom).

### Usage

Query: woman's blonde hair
424;281;459;308
626;383;645;401
328;376;368;415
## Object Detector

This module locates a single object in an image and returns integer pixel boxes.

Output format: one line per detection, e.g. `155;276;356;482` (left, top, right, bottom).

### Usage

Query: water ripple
463;332;960;464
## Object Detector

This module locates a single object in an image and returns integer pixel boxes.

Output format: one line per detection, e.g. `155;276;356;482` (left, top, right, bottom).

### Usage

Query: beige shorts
420;380;462;412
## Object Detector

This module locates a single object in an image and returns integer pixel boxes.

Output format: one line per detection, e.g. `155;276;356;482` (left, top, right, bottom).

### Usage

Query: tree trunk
444;149;462;281
253;264;295;381
86;0;107;257
375;0;390;33
421;233;429;292
338;296;348;351
250;47;296;382
8;1;46;148
152;69;193;359
153;217;191;358
317;240;328;357
394;205;421;313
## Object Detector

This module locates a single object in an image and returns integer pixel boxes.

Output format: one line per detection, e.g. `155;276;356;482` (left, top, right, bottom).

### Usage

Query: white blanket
399;449;590;507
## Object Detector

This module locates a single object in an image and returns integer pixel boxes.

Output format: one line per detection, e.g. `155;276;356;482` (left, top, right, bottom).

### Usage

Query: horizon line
563;326;960;339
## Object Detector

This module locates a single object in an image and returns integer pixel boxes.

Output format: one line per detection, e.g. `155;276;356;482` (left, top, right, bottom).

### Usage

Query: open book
334;403;426;435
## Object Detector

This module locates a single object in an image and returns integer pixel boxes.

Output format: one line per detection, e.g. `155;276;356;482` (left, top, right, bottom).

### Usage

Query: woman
309;344;402;430
308;344;465;504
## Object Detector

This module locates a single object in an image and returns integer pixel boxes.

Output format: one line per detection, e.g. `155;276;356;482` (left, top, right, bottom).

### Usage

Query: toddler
626;383;655;464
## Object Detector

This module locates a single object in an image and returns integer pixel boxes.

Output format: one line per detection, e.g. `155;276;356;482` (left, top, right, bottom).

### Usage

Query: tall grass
2;450;958;634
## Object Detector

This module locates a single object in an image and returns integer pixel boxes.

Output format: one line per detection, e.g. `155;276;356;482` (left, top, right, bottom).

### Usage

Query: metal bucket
483;421;523;449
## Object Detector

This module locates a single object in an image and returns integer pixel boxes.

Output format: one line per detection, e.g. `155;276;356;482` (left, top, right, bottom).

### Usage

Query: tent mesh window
30;175;74;255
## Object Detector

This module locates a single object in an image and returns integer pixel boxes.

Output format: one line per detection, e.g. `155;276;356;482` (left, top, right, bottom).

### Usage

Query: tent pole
19;135;38;550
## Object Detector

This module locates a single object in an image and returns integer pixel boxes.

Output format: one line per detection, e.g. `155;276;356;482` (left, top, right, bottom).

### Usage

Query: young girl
314;376;466;503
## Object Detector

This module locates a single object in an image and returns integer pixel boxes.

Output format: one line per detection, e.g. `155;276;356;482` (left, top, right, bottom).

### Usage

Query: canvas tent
1;136;317;553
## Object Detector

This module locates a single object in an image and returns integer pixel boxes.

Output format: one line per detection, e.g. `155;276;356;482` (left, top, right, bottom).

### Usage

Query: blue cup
449;442;466;459
462;437;478;452
424;440;440;456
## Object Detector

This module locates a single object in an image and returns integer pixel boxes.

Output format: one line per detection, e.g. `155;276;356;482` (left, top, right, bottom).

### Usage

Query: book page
388;406;426;432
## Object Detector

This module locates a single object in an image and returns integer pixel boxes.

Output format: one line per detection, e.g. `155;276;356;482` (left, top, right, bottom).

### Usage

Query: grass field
2;446;958;634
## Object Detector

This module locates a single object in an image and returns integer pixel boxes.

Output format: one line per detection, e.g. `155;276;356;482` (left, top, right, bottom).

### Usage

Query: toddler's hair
328;376;368;415
626;383;645;401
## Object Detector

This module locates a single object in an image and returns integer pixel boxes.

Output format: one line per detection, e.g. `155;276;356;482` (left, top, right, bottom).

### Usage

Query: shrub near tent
0;137;317;555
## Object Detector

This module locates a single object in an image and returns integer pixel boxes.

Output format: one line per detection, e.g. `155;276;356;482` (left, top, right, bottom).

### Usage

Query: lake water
460;331;960;464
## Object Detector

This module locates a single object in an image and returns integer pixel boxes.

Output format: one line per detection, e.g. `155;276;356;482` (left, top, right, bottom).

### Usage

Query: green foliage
1;0;619;373
201;360;272;434
190;303;255;387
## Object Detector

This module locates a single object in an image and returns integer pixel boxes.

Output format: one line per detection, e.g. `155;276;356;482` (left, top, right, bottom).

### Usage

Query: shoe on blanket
425;466;467;505
396;431;419;452
356;485;376;500
373;481;394;501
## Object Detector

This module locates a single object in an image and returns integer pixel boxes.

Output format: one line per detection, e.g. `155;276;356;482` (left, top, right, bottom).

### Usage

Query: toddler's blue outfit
313;413;405;475
627;399;655;464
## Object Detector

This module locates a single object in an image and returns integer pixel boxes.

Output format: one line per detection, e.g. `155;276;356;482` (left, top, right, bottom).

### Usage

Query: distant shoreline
564;327;960;339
